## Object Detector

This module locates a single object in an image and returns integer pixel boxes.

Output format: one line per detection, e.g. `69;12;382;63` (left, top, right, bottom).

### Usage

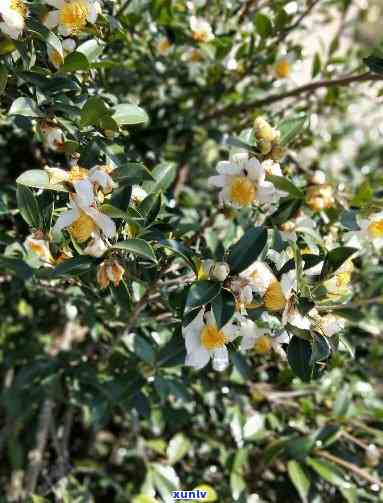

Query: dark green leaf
185;281;221;313
211;289;236;329
320;247;356;279
113;239;157;262
287;336;313;382
227;226;267;274
278;115;308;146
255;13;273;38
287;460;311;503
16;185;41;228
267;175;304;199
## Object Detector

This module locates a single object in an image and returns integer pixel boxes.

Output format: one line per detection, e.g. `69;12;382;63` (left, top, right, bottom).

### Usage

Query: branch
206;72;383;120
315;449;381;487
25;398;54;496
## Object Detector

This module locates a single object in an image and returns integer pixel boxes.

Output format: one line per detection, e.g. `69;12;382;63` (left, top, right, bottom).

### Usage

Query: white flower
190;16;214;43
48;38;76;69
131;185;148;204
197;259;230;282
0;0;27;40
208;152;279;208
317;314;345;337
345;211;383;250
52;179;116;242
157;36;172;56
240;318;289;354
183;309;239;371
278;214;317;242
40;121;65;152
274;54;295;79
44;0;101;36
83;232;108;257
45;165;115;193
24;235;53;264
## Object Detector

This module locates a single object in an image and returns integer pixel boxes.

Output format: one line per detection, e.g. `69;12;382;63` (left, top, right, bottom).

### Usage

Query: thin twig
315;449;381;487
205;72;383;120
25;398;54;495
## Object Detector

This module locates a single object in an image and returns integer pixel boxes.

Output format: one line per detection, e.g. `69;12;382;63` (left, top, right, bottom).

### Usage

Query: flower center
190;49;203;62
59;1;89;33
192;31;209;43
69;210;96;242
201;324;225;350
264;280;286;311
29;241;47;257
49;49;64;68
368;219;383;238
255;336;272;354
68;166;89;182
275;58;290;78
336;271;351;288
10;0;27;17
229;176;256;206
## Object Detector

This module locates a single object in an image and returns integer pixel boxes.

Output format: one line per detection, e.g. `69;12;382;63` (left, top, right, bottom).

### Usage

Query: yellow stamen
69;210;96;242
190;49;203;62
29;242;47;257
49;49;64;68
255;335;272;354
68;166;89;182
264;280;286;311
368;219;383;238
59;1;89;33
158;38;171;54
201;325;225;350
192;31;209;43
11;0;27;17
275;58;290;79
229;176;256;206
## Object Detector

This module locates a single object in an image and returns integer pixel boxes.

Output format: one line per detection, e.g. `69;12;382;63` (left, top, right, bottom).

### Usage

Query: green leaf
267;175;304;199
287;336;313;382
160;240;195;269
139;192;162;224
351;180;373;207
16;185;41;228
113;239;157;262
45;256;95;278
278;115;308;146
287;460;310;503
306;457;348;488
112;163;154;185
312;52;321;78
16;170;69;192
112;103;149;126
255;13;273;38
310;334;331;364
0;64;8;95
26;17;63;58
364;55;383;74
227;226;267;274
269;198;302;225
185;281;221;313
211;289;236;330
80;96;117;130
145;162;176;193
167;433;191;464
59;52;90;73
0;257;33;280
320;247;356;280
9;97;43;118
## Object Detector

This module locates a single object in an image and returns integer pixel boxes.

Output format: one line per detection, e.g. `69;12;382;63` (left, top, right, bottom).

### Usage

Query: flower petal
52;207;79;235
43;10;60;29
185;346;210;369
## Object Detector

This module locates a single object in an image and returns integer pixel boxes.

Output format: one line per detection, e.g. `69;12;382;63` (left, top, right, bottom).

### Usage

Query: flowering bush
1;0;383;501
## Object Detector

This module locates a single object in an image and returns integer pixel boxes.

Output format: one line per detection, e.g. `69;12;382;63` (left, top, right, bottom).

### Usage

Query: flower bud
306;184;335;211
97;260;125;289
210;262;230;282
366;444;380;467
